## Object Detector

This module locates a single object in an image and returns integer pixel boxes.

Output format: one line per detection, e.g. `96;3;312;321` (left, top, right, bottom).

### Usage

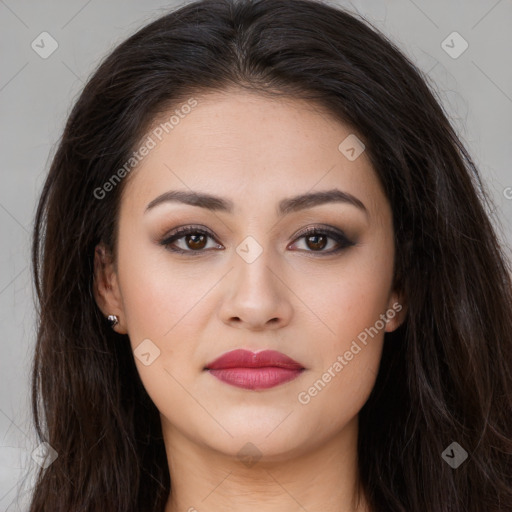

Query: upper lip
205;349;304;370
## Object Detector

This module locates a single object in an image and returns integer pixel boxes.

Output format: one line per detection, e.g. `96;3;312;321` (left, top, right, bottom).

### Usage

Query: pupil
308;234;326;250
188;234;206;250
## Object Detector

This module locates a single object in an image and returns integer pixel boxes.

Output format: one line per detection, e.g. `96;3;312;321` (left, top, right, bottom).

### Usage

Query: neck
163;415;371;512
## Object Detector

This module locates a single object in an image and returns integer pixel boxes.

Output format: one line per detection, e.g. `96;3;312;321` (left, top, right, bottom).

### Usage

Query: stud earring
107;314;119;328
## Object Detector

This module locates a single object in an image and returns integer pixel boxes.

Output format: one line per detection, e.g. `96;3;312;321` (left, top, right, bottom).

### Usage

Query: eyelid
287;225;355;253
159;224;221;253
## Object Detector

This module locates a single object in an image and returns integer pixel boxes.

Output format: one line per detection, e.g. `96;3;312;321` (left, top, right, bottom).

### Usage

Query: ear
384;288;408;333
93;242;127;334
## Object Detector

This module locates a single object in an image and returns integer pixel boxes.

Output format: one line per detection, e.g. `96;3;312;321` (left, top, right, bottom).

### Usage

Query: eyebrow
145;188;367;217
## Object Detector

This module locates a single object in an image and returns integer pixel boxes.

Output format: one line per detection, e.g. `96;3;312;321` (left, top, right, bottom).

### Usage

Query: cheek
307;235;394;349
295;243;394;418
116;237;224;382
116;248;210;413
117;235;206;341
312;270;390;385
327;268;393;345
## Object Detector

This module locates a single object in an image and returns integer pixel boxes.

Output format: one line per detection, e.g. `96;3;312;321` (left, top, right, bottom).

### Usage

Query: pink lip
204;349;305;390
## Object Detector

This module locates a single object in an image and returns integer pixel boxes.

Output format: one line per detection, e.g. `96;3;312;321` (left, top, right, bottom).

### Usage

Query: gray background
0;0;511;509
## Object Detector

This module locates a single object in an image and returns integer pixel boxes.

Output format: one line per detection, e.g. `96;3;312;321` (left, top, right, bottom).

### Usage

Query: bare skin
94;88;406;512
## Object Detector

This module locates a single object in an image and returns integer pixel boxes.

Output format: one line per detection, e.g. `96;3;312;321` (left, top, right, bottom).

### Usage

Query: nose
218;245;293;331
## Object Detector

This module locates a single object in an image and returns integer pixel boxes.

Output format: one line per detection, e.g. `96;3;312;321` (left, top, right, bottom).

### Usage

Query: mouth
204;349;305;390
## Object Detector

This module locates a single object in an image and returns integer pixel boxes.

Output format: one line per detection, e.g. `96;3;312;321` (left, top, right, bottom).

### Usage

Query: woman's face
95;89;405;460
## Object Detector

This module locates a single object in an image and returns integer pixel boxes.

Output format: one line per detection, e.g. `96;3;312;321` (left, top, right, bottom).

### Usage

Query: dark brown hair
29;0;512;510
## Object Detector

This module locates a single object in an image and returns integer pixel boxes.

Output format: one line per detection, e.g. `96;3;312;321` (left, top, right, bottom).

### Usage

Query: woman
28;0;512;510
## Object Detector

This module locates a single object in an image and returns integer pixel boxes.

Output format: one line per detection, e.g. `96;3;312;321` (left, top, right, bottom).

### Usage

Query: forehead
120;89;386;217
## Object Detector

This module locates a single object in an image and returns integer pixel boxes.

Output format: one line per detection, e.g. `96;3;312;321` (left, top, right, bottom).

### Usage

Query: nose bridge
233;233;280;296
218;230;293;329
228;197;291;291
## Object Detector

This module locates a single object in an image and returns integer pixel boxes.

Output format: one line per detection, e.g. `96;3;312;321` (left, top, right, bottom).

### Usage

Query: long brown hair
29;0;512;510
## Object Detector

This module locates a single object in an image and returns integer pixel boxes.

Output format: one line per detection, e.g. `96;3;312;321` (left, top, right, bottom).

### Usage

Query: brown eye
160;226;222;255
305;233;328;251
185;233;208;250
289;226;355;255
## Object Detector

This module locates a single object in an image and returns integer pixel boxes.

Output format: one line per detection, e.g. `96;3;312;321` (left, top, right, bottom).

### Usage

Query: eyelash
159;224;355;256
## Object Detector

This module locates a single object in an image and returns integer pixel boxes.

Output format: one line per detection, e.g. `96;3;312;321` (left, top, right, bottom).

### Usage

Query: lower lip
206;367;304;390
